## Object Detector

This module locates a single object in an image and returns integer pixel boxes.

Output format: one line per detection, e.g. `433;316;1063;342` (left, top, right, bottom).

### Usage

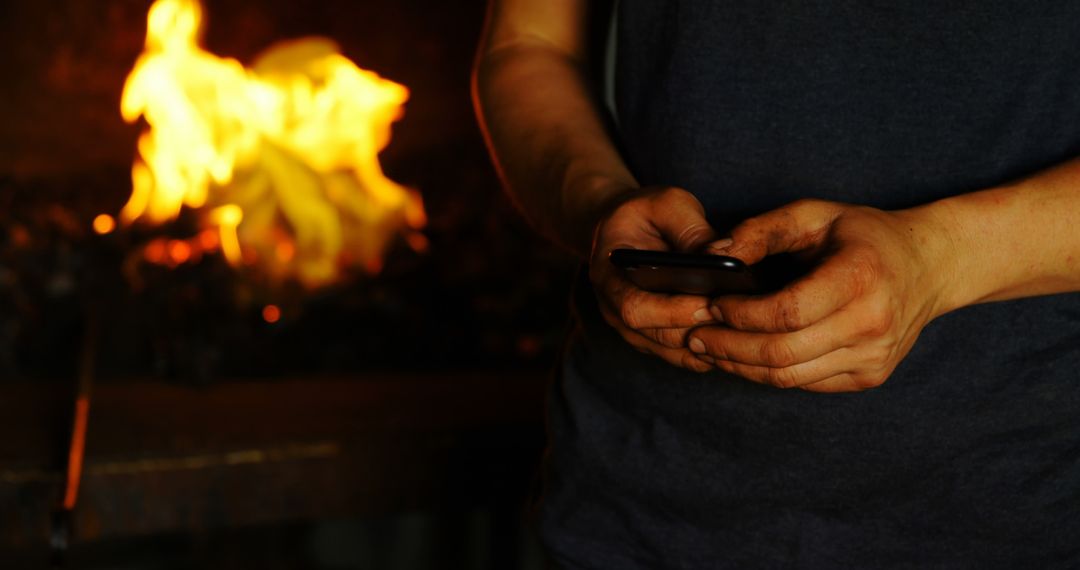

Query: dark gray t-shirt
540;2;1080;568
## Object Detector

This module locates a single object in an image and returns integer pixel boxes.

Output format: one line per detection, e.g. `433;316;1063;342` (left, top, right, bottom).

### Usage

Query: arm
686;158;1080;392
472;0;632;254
935;158;1080;308
473;0;727;372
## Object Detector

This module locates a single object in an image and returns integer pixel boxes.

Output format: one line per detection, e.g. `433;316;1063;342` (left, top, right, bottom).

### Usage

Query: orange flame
119;0;425;287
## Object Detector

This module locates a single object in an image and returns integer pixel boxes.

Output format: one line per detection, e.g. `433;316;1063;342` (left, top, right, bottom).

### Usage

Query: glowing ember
117;0;425;287
262;304;282;324
93;214;117;235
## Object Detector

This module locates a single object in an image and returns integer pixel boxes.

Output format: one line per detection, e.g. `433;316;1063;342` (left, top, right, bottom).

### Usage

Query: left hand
687;199;957;393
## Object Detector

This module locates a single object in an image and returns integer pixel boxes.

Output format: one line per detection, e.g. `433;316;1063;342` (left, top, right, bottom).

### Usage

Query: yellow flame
209;204;243;265
120;0;425;287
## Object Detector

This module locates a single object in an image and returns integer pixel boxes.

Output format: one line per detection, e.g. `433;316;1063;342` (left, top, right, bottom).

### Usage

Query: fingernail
706;238;733;253
709;306;724;323
692;308;711;323
696;354;716;365
689;338;706;354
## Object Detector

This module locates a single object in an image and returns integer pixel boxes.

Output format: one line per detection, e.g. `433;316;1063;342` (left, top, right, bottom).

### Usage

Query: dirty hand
589;187;723;372
688;199;956;393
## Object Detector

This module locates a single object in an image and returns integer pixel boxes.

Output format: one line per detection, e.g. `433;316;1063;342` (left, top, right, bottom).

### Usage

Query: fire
118;0;425;287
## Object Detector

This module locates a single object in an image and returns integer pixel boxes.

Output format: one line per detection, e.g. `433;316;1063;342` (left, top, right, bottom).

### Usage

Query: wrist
560;174;643;255
897;200;971;318
919;175;1080;307
903;183;1047;315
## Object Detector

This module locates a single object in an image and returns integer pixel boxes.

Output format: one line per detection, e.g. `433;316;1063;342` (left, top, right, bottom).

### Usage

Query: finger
710;246;878;332
713;347;855;389
799;359;898;392
798;374;871;393
640;326;692;349
718;199;843;264
704;238;734;253
597;188;716;254
624;328;715;373
597;271;715;329
646;189;718;252
724;199;842;263
616;286;716;329
598;300;714;373
688;303;870;367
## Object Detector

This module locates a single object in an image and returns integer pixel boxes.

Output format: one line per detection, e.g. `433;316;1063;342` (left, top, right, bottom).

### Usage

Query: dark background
0;1;577;567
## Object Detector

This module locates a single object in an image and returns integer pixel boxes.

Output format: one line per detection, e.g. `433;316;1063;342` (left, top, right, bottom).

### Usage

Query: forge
0;1;572;565
1;0;572;381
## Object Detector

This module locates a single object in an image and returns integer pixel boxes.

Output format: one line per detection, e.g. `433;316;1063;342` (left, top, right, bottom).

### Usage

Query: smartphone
609;248;758;295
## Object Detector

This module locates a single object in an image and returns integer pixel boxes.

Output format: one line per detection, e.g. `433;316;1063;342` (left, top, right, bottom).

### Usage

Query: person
473;0;1080;567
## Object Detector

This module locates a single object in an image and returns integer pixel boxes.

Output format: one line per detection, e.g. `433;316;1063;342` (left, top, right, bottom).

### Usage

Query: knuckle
868;345;893;368
726;303;765;332
709;340;729;361
731;215;766;239
792;198;840;218
789;198;821;211
765;366;800;390
862;304;896;337
854;371;887;390
674;222;713;250
716;302;743;328
652;328;686;349
658;186;690;201
618;301;643;329
681;352;712;373
774;295;805;331
848;248;883;294
760;339;798;367
617;192;650;213
647;187;678;208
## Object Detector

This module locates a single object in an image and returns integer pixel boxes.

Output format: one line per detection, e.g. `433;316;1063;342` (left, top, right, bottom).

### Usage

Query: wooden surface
0;373;548;548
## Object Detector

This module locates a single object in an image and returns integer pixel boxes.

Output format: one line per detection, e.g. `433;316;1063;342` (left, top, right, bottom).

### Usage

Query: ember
117;0;426;287
92;214;116;235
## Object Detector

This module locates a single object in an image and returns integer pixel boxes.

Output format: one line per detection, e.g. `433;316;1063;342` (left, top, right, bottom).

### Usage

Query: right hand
588;186;723;372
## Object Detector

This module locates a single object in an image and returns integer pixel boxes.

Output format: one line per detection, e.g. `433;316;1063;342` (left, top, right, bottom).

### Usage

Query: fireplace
0;1;571;566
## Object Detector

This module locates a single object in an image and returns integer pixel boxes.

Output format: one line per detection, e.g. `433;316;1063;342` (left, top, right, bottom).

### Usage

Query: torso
540;2;1080;568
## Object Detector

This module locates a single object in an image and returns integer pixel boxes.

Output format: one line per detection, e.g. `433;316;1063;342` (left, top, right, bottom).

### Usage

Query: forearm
473;32;635;255
919;156;1080;313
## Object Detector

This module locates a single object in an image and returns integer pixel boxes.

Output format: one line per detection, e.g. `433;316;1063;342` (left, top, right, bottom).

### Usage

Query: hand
688;199;956;393
589;187;724;372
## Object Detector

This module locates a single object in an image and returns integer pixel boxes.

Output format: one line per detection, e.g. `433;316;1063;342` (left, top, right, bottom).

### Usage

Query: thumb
649;188;717;252
721;199;842;264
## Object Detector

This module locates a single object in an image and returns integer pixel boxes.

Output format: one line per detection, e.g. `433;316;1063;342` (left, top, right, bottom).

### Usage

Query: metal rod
51;308;97;567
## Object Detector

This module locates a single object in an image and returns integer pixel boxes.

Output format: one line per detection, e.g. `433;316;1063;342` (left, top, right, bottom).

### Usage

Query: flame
119;0;425;287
